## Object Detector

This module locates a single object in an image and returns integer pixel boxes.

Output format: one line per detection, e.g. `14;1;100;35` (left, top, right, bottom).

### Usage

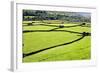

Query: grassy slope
23;37;90;62
22;23;91;62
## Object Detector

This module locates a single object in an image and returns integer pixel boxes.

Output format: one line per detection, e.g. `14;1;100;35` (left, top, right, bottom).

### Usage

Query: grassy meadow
22;20;91;62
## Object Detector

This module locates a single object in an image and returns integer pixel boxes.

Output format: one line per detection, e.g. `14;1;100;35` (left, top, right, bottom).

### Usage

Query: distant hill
23;10;91;22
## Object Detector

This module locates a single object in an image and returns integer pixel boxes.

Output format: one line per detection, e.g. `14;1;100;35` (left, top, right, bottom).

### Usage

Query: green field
22;21;91;62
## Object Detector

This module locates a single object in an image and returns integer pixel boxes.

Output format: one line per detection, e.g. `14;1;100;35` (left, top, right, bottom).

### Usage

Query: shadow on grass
23;30;84;35
23;23;91;58
23;35;86;58
23;23;83;28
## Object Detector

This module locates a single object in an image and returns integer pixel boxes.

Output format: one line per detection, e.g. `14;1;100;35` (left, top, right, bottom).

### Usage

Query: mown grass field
22;20;91;62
